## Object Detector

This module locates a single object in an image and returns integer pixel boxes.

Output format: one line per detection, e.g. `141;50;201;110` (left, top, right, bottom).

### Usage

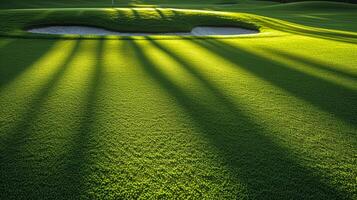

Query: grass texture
0;1;357;199
0;8;261;39
0;0;273;9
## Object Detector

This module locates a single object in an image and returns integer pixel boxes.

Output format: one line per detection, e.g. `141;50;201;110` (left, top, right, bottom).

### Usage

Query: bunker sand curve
27;26;259;36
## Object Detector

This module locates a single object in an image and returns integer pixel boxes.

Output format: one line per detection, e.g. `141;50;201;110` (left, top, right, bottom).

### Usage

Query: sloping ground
0;1;356;199
0;0;261;9
256;1;357;10
213;1;357;32
0;8;261;39
2;7;356;41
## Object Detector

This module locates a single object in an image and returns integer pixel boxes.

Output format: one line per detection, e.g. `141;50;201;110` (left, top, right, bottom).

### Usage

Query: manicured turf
0;1;356;199
0;0;277;9
0;8;261;39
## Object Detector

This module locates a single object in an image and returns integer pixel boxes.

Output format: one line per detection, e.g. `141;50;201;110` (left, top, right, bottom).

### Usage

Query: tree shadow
0;40;81;199
60;39;105;198
130;8;142;20
112;8;130;19
126;39;351;199
154;8;166;19
192;39;357;131
0;39;56;91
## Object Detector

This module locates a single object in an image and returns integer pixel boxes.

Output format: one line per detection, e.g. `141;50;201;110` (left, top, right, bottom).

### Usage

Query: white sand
27;26;258;36
191;26;257;35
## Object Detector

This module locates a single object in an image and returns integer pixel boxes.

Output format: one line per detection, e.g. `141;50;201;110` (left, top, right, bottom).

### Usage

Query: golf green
0;1;356;199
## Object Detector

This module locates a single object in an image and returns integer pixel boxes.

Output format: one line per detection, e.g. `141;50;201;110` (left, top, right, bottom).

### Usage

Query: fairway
0;0;356;199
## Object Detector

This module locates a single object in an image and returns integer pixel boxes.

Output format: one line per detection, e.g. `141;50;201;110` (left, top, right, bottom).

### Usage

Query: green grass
0;0;275;9
0;8;262;39
0;0;357;199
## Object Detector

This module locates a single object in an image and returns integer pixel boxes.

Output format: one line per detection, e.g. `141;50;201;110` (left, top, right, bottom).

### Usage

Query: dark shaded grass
0;40;81;199
192;39;357;130
127;39;350;199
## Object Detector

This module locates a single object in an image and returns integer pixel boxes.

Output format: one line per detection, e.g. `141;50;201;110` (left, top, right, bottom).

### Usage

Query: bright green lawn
0;1;356;199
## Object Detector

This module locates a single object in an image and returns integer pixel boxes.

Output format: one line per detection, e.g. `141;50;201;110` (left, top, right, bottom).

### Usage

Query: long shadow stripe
61;39;105;198
193;39;357;130
127;39;348;199
0;40;81;199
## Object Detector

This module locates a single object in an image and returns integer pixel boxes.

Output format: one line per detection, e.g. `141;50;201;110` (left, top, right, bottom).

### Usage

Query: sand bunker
27;26;258;36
